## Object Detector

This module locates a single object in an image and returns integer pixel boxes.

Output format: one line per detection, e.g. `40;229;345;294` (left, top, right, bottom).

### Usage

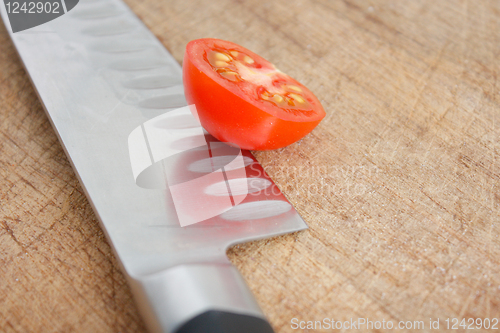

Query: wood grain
1;0;499;332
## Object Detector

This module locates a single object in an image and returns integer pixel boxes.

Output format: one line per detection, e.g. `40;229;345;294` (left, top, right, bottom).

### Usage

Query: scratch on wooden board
1;220;25;252
415;252;462;317
433;105;452;124
462;0;469;62
405;42;449;127
56;197;71;224
367;69;400;156
459;277;482;318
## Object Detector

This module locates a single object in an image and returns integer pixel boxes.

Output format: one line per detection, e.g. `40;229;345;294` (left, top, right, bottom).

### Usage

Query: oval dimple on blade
82;21;136;36
221;200;292;221
123;75;181;89
188;156;254;173
110;58;169;71
204;178;272;196
138;94;188;109
89;40;154;53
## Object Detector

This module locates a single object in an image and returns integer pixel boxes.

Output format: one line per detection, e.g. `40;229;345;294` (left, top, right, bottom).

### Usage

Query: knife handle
174;310;274;333
129;263;275;333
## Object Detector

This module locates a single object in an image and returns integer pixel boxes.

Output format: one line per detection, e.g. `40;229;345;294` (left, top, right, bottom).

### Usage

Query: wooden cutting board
1;0;499;332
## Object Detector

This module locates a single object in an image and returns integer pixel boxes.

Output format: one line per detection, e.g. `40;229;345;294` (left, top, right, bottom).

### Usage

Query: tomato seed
287;85;302;92
214;52;231;62
273;95;284;103
214;60;229;67
219;71;239;82
289;93;305;103
244;55;255;64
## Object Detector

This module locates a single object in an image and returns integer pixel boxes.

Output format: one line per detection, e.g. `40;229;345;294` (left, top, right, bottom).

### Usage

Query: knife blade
0;0;307;332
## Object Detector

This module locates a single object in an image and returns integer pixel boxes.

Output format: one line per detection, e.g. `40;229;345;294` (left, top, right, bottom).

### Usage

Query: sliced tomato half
182;38;326;150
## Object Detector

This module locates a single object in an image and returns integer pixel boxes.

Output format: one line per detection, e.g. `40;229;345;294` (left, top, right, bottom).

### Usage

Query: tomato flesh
183;38;325;150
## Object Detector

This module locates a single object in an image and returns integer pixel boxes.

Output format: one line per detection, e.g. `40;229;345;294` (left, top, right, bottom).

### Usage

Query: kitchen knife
0;0;307;332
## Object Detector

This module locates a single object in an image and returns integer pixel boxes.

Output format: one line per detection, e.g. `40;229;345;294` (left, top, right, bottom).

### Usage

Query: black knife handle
174;310;274;333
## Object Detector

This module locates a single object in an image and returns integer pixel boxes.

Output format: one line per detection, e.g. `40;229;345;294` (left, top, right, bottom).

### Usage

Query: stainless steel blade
1;0;307;332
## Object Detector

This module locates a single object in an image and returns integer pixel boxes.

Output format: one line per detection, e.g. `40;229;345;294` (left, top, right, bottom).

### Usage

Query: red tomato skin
182;40;325;150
